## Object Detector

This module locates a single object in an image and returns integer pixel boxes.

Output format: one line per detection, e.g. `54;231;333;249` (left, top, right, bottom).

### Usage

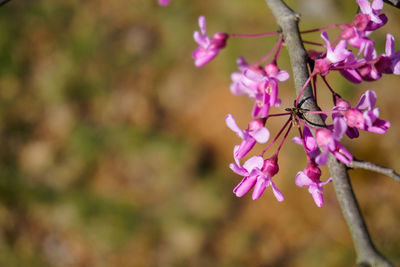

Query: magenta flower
333;90;390;136
231;155;284;201
357;0;387;31
340;14;370;48
192;16;228;67
354;90;390;134
230;57;254;96
314;32;352;76
295;162;332;207
376;34;400;75
158;0;170;6
225;114;270;164
315;128;353;165
241;62;289;117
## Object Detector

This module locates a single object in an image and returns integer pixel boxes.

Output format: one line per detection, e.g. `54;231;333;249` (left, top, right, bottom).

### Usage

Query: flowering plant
161;0;399;265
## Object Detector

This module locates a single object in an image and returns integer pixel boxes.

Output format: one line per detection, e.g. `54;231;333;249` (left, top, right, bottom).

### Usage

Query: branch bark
264;0;393;266
383;0;400;8
0;0;12;7
348;159;400;183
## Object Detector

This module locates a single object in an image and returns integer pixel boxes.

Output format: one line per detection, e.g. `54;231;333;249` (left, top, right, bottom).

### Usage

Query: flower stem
229;31;279;38
300;24;341;34
303;40;324;47
276;121;293;155
261;117;291;156
296;75;313;106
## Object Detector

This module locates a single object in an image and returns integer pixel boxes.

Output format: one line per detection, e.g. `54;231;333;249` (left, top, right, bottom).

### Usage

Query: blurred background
0;0;398;266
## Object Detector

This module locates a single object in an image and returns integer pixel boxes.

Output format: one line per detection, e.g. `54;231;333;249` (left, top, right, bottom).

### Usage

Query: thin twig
347;159;400;183
0;0;12;7
383;0;400;8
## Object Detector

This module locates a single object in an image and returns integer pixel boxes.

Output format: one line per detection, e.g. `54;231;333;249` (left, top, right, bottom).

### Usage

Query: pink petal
249;127;270;143
333;117;347;140
311;190;324;207
225;114;245;139
339;69;362;83
295;171;313;187
372;0;383;11
292;136;302;145
385;34;394;56
270;181;284;202
243;156;264;172
229;163;248;176
252;178;266;200
234;176;257;197
198;16;206;35
357;0;372;15
316;146;329;166
243;69;266;83
333;143;353;164
193;31;209;48
275;70;290;81
365;90;377;109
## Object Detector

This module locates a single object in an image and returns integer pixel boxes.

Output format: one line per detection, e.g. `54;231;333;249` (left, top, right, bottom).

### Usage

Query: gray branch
0;0;12;7
383;0;400;8
347;159;400;183
264;0;393;266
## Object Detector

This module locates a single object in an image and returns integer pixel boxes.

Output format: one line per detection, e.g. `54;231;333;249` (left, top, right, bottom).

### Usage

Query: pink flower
192;16;228;67
354;90;390;134
333;90;390;136
295;162;332;207
158;0;170;6
225;114;270;164
376;34;400;75
356;0;387;31
315;128;353;165
240;62;289;117
231;155;284;201
314;32;352;76
230;57;254;96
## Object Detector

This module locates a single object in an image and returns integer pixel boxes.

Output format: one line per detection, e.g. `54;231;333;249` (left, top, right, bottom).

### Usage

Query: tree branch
264;0;393;266
383;0;400;8
0;0;12;7
347;159;400;183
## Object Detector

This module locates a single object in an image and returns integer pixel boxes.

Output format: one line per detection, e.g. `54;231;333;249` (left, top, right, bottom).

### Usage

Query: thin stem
267;112;291;117
305;110;342;115
261;117;291;156
276;121;292;154
229;31;279;38
273;34;284;62
321;76;338;98
300;24;341;34
295;75;312;106
253;35;282;65
303;40;324;47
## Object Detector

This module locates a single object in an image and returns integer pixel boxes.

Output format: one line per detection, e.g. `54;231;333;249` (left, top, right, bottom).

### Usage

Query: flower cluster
192;0;395;207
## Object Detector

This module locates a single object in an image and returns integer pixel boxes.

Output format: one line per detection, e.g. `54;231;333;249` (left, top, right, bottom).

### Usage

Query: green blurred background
0;0;398;266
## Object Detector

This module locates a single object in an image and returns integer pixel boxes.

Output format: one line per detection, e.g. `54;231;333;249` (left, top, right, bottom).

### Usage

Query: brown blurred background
0;0;398;266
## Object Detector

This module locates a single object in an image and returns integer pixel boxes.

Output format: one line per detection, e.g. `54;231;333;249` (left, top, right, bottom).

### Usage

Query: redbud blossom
192;16;228;67
295;162;332;207
225;114;270;164
231;155;284;201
